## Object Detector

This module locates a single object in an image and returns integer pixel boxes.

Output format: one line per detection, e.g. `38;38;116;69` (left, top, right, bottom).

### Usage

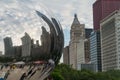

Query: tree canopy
49;63;120;80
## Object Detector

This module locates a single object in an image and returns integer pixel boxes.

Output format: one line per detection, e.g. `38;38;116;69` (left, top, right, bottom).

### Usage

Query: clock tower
69;14;85;69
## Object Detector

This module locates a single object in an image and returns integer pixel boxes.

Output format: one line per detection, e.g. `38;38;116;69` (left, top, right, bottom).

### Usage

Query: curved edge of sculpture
36;10;64;80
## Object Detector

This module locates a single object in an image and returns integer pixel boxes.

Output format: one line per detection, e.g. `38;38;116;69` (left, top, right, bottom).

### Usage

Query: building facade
21;32;31;57
84;29;93;63
63;46;69;65
4;37;14;57
100;10;120;71
31;39;44;60
69;14;85;69
77;63;97;72
90;31;102;71
41;26;51;55
13;46;22;58
92;0;120;71
93;0;120;30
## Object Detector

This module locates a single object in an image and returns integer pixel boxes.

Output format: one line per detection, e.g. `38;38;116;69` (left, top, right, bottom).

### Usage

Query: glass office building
90;31;102;71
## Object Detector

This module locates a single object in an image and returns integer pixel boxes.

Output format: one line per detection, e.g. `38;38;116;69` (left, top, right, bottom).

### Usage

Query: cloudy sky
38;0;96;46
0;0;96;61
0;0;96;46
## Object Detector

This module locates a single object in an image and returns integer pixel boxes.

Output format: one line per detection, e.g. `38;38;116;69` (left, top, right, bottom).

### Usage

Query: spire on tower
74;13;77;18
71;13;80;28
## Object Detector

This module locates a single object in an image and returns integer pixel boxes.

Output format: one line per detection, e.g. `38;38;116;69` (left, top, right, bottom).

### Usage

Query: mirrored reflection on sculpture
0;0;64;80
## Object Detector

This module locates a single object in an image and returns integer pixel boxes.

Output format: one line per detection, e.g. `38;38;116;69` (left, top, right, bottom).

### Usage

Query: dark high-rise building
84;29;93;63
4;37;14;57
31;46;43;59
93;0;120;30
41;26;50;55
14;46;22;58
85;29;93;39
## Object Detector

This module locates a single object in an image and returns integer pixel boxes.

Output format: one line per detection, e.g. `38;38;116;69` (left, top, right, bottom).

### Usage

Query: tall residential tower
4;37;14;57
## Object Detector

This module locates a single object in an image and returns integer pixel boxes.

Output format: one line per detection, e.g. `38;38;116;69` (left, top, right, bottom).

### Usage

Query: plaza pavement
0;65;53;80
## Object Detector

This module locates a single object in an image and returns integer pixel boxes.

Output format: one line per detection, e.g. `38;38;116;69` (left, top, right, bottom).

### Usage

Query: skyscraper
92;0;120;71
69;14;85;69
93;0;120;30
4;37;14;57
90;31;102;71
100;10;120;71
84;29;93;63
21;32;31;57
41;26;51;55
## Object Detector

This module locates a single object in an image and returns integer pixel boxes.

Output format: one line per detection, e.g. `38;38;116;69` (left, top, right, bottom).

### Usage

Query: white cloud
38;0;96;29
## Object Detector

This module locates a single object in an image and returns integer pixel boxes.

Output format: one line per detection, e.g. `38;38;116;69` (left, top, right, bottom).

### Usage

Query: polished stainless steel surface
0;0;64;80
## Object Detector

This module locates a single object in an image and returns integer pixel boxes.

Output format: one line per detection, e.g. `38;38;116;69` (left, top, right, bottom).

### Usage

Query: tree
50;64;120;80
50;72;64;80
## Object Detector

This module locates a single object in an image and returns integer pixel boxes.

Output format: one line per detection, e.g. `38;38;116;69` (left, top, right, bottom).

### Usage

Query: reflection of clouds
0;37;2;41
0;0;51;54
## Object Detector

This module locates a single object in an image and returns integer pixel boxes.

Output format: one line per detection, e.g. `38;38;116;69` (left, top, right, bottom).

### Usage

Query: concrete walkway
0;65;53;80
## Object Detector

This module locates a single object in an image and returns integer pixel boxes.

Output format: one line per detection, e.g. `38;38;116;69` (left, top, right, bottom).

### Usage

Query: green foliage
50;63;120;80
0;56;13;63
50;72;64;80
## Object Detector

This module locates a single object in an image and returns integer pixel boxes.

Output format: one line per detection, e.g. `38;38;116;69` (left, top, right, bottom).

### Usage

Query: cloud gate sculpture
0;0;64;80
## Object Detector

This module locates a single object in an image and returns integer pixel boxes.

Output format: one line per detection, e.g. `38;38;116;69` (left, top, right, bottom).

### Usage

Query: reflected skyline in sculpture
0;1;64;80
3;32;42;58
